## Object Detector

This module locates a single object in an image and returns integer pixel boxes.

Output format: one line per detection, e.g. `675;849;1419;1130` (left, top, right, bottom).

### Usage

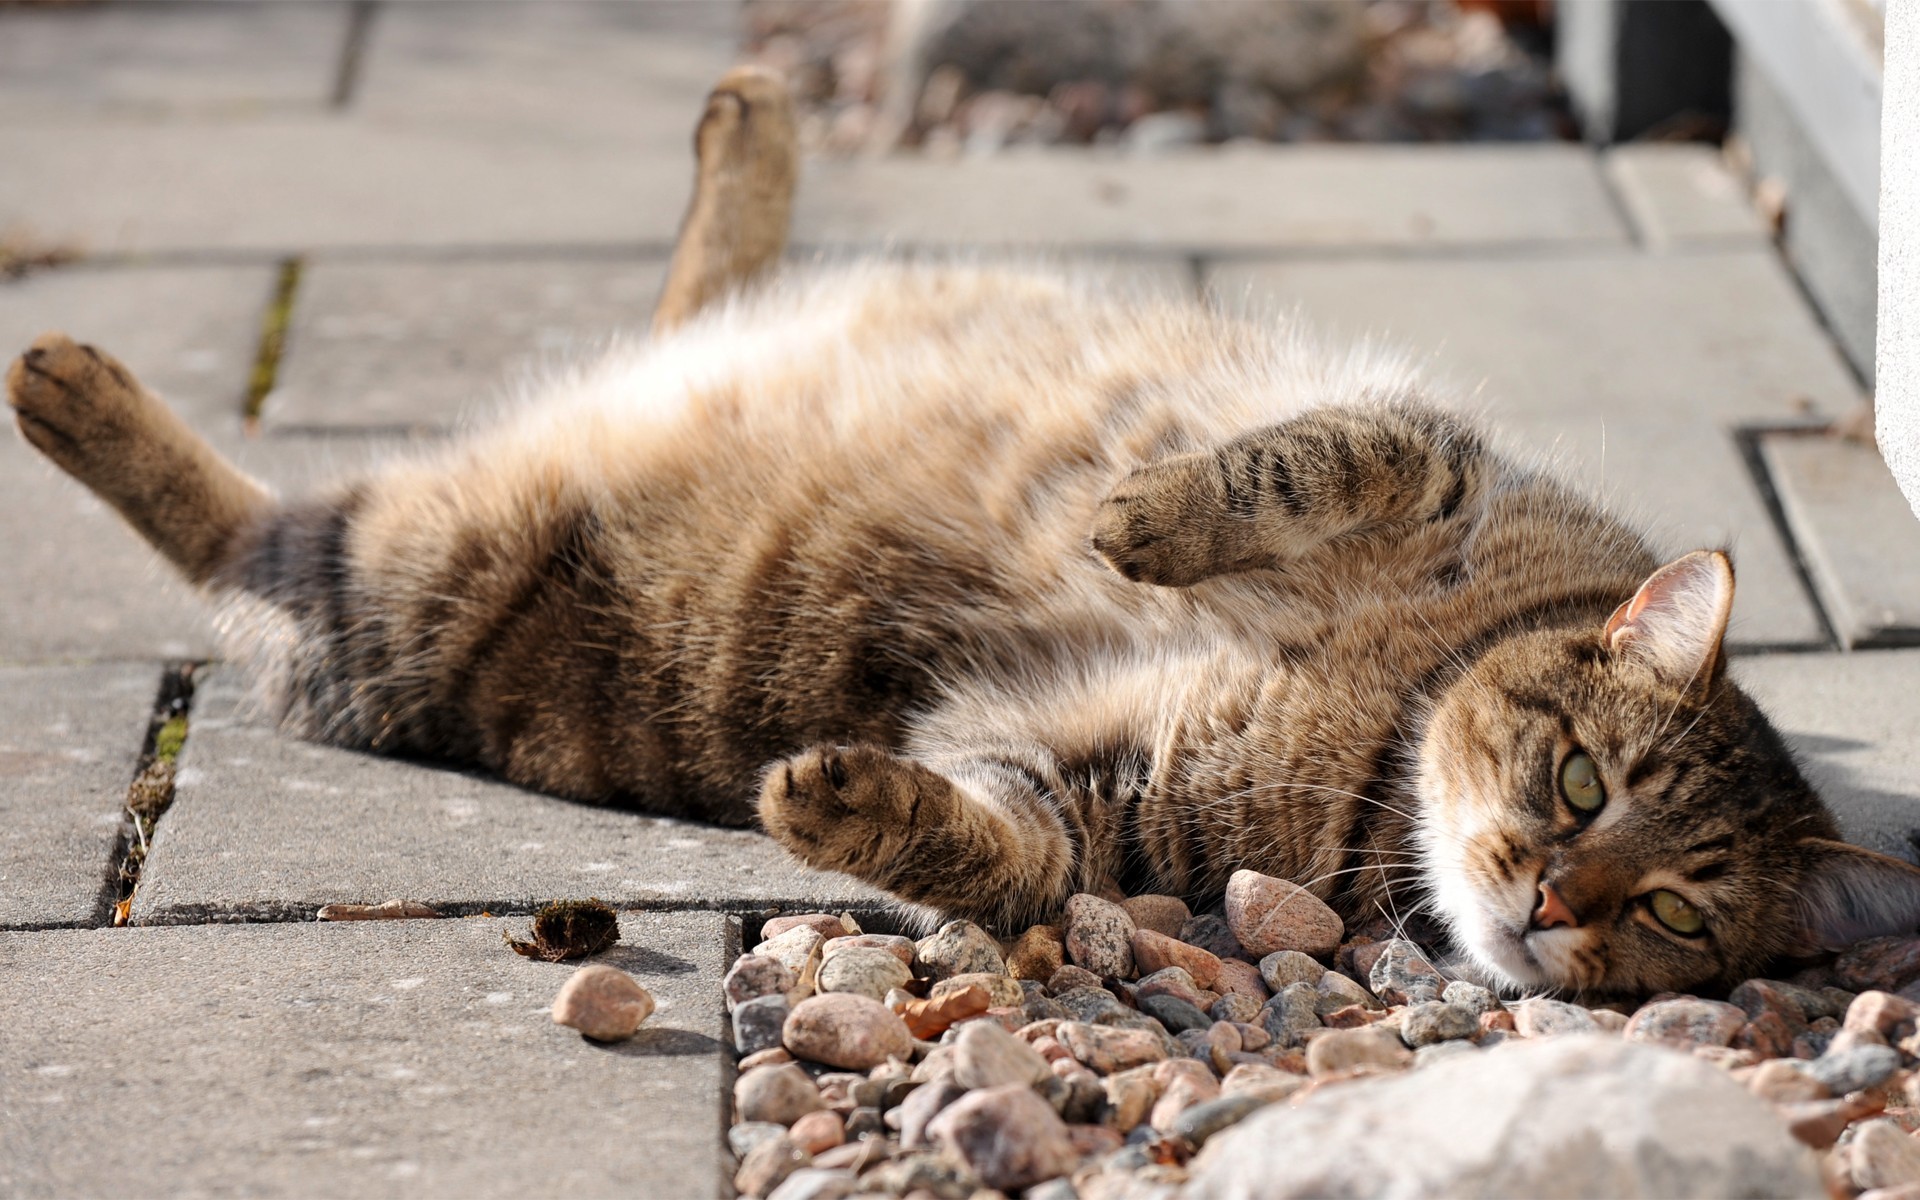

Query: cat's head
1416;550;1920;998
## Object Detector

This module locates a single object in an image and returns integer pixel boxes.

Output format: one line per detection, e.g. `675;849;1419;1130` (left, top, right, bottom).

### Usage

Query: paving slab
1602;144;1770;249
0;665;156;930
1736;652;1920;862
265;256;671;432
1207;249;1864;649
132;671;889;925
0;265;276;663
353;0;737;147
0;1;349;121
1761;434;1920;648
796;145;1630;251
0;913;735;1199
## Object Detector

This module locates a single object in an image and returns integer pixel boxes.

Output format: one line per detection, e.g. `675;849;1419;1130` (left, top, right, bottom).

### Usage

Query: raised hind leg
652;65;797;333
7;332;272;586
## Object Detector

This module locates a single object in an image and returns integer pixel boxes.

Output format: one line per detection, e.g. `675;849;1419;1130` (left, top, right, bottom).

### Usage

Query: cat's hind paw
6;332;150;478
1090;452;1237;587
758;743;953;882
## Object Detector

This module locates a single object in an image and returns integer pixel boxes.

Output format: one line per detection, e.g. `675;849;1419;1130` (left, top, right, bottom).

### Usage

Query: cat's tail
652;65;798;333
7;331;273;588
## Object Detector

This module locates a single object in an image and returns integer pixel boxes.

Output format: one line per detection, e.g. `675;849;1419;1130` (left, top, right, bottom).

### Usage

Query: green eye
1650;889;1706;936
1559;751;1606;813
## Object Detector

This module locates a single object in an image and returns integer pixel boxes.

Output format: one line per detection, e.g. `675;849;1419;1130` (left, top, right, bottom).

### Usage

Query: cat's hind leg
761;743;1078;929
652;65;797;333
7;332;272;585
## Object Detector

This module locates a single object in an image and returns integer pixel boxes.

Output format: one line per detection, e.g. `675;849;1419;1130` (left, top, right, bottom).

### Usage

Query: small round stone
1055;1021;1169;1074
1314;970;1381;1015
1136;966;1213;1011
930;971;1024;1008
1259;982;1323;1048
953;1018;1052;1089
734;994;794;1057
1054;985;1131;1025
734;1135;809;1198
728;1120;787;1161
927;1083;1080;1192
1848;1118;1920;1191
1258;950;1325;992
1046;963;1103;995
761;912;859;942
1132;927;1222;987
735;1062;826;1125
1399;1001;1479;1048
1622;998;1746;1049
1178;914;1246;961
915;920;1005;981
786;1109;846;1156
1211;993;1263;1025
1808;1043;1901;1095
783;993;915;1070
1510;997;1599;1038
1440;980;1501;1016
726;953;798;1011
1173;1093;1273;1148
1211;957;1269;1003
550;964;655;1042
1064;894;1137;978
1224;870;1343;958
815;945;913;1003
765;1166;859;1200
1138;993;1211;1034
1306;1026;1413;1077
1367;940;1444;1006
1121;894;1192;938
820;934;914;966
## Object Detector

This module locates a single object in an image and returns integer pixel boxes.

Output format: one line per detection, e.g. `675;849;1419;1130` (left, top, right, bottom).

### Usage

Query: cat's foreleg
6;332;273;585
652;66;797;333
1091;403;1489;587
759;742;1079;930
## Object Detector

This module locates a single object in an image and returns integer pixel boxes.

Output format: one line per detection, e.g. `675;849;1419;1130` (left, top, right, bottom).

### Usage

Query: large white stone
1187;1035;1821;1199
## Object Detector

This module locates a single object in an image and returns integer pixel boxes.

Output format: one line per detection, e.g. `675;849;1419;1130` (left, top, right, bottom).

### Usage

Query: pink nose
1532;881;1579;930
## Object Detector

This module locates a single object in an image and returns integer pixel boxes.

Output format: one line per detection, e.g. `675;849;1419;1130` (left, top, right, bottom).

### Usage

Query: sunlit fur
12;263;1917;998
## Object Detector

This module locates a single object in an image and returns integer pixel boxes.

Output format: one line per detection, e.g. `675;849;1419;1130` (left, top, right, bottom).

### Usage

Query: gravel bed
716;869;1920;1198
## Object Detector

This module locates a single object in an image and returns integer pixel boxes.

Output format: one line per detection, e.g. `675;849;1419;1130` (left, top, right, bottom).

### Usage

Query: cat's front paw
758;744;953;882
1090;453;1235;587
6;332;147;475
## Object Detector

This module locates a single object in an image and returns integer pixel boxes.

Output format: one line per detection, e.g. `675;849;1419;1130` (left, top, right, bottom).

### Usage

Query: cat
10;67;1920;999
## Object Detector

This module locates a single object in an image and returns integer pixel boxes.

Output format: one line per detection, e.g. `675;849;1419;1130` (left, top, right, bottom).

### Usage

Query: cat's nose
1531;881;1580;930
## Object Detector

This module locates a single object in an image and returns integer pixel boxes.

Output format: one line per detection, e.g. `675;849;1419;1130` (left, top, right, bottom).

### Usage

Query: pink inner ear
1604;551;1734;687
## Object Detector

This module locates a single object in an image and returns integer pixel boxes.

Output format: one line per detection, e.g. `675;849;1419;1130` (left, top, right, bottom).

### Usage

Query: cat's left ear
1605;550;1733;693
1787;839;1920;954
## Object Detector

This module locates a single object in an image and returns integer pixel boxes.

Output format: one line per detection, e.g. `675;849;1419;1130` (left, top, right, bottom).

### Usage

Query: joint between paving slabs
1733;423;1845;653
100;662;200;927
330;1;379;110
243;257;305;434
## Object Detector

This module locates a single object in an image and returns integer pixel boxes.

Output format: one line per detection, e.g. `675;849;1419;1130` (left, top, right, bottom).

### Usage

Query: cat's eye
1649;889;1706;936
1559;750;1606;813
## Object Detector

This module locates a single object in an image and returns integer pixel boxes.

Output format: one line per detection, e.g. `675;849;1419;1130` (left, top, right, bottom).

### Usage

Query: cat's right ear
1786;839;1920;954
1604;550;1734;694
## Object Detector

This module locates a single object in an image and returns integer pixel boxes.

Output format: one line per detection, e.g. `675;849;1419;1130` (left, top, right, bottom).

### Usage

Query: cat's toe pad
758;743;947;878
6;333;146;470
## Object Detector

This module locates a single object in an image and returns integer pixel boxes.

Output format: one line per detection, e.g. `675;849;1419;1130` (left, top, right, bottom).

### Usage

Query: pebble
895;984;989;1040
1138;993;1211;1034
1779;1093;1883;1150
729;1120;788;1160
1511;997;1600;1038
735;994;794;1057
1734;1011;1796;1059
1149;1072;1220;1131
1170;1091;1269;1147
738;1047;794;1072
1747;1058;1831;1104
761;913;858;942
549;963;655;1042
1065;893;1138;978
1121;894;1191;938
1136;965;1215;1011
1315;970;1382;1015
820;933;914;966
734;1135;809;1198
1367;940;1444;1006
1258;950;1324;992
843;1107;884;1139
930;971;1024;1008
1306;1026;1413;1077
1622;997;1746;1048
1102;1068;1157;1130
1808;1043;1901;1095
1730;978;1818;1026
759;926;828;978
914;920;1005;980
1211;993;1263;1025
1849;991;1920;1040
783;993;914;1070
1132;928;1221;987
786;1109;846;1155
895;1078;967;1149
1178;914;1247;961
1852;1119;1920;1191
1222;1062;1308;1103
815;945;912;1003
1441;980;1501;1016
1056;1021;1169;1074
736;1063;826;1125
765;1167;859;1200
1056;985;1133;1025
726;954;798;1012
1224;869;1344;958
1008;925;1066;981
1047;964;1103;995
1399;1001;1478;1048
927;1083;1080;1192
1260;982;1324;1047
954;1019;1052;1089
1838;938;1920;994
1212;956;1269;1003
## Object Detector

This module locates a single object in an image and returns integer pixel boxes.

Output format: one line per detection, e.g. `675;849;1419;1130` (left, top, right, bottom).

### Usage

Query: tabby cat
11;68;1920;998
